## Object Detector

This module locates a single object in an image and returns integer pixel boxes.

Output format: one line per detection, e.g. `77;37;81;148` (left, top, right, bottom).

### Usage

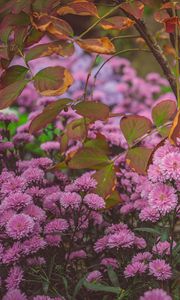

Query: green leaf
33;66;74;96
84;134;109;154
126;146;153;175
83;281;121;294
93;164;116;198
26;41;74;62
29;98;72;134
120;115;152;146
68;146;110;170
1;65;29;87
0;80;28;109
152;100;177;127
105;190;122;209
135;227;161;235
66;118;87;141
107;267;120;287
75;101;109;121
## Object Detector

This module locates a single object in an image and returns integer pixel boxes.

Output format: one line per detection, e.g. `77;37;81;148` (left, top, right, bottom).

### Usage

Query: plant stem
173;5;180;108
79;3;122;39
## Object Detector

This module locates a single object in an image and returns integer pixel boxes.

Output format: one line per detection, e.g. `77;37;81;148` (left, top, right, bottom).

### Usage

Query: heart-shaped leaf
105;190;122;209
33;66;74;96
152;99;177;127
92;164;116;198
126;147;153;175
75;101;109;121
68;146;110;170
77;37;115;54
0;80;28;109
66;118;87;141
120;115;152;146
29;98;72;134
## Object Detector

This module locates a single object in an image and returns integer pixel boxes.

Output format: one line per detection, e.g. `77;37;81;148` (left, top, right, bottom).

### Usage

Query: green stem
111;34;140;41
79;3;122;39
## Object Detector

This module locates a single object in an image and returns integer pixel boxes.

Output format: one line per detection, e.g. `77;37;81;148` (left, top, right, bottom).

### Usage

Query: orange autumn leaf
57;1;99;17
77;37;115;54
169;110;180;145
100;16;134;31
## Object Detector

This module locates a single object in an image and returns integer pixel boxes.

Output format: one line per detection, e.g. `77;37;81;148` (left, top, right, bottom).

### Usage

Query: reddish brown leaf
120;1;144;19
105;190;122;209
161;2;180;10
164;17;180;33
66;118;87;141
77;37;115;54
0;80;28;109
126;147;153;175
0;65;29;87
152;100;177;127
29;98;72;134
101;16;134;31
154;10;169;23
169;110;180;145
57;1;99;17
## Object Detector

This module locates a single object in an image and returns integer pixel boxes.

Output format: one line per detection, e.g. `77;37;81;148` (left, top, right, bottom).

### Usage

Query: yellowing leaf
26;41;74;62
101;16;134;31
29;98;72;134
120;1;144;19
33;66;74;96
169;110;180;145
31;13;73;40
57;1;99;17
77;37;115;54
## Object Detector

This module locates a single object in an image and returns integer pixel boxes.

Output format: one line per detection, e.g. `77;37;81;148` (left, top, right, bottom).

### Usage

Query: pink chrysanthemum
5;265;23;290
22;236;46;255
134;237;147;249
86;270;102;282
139;207;160;222
1;177;26;195
160;152;180;181
59;192;82;209
107;230;135;249
148;184;177;214
44;219;69;234
23;167;44;183
152;240;176;256
94;236;109;253
139;288;172;300
132;252;152;263
6;214;35;240
149;259;172;280
100;258;119;269
69;250;87;260
105;223;128;234
40;141;60;152
72;173;97;192
2;242;22;264
23;204;46;222
2;289;27;300
45;234;62;246
3;192;32;210
83;193;105;210
124;261;147;278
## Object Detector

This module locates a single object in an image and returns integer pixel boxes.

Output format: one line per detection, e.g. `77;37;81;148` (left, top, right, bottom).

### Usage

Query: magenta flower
40;141;60;152
3;192;32;210
107;230;135;249
22;236;46;255
83;193;105;210
59;192;82;209
86;270;102;282
2;242;22;264
139;288;172;300
132;252;152;263
69;250;87;260
6;214;35;240
100;258;119;269
5;265;23;290
148;183;177;214
2;289;27;300
44;218;69;234
152;241;176;256
124;261;147;278
94;236;109;253
160;152;180;181
149;259;172;280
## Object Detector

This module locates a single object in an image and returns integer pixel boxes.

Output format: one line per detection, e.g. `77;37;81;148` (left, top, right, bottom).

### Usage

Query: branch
120;8;177;98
